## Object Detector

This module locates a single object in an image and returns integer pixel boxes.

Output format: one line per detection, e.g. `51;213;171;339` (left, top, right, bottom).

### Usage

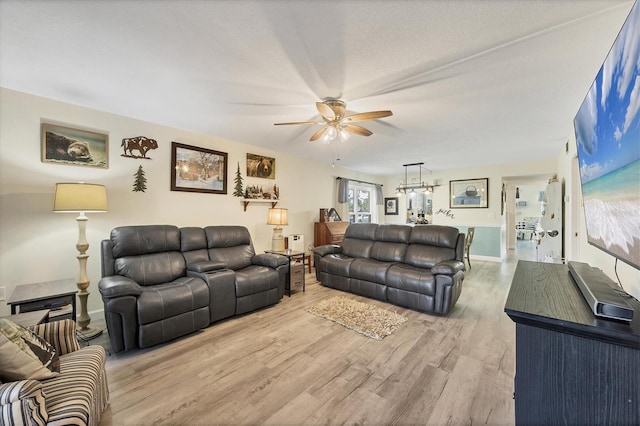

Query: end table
265;250;306;296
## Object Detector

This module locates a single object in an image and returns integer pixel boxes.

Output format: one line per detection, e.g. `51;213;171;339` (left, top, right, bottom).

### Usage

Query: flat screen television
573;0;640;271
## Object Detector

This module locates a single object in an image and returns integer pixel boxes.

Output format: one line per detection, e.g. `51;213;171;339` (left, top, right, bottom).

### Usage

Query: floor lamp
53;182;108;339
267;208;288;251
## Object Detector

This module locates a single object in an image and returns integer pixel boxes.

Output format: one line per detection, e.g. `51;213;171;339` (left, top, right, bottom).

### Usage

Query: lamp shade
267;208;288;226
53;183;108;212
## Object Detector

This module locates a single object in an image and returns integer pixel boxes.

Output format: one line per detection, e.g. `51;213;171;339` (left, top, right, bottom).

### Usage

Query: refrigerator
537;180;563;263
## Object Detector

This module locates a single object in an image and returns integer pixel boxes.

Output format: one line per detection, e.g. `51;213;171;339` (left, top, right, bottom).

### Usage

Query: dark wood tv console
505;260;639;425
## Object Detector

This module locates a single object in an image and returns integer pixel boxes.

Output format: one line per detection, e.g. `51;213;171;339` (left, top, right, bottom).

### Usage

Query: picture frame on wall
171;142;228;194
41;123;109;168
384;197;399;215
246;153;275;179
450;178;489;208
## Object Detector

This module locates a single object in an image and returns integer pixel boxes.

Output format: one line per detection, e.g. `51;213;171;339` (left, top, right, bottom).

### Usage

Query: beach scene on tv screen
574;2;640;268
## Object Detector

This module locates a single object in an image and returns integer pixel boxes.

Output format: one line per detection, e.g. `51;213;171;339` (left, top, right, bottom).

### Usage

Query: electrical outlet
0;287;5;301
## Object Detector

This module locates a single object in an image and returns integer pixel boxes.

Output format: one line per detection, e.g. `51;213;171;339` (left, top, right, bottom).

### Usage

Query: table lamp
53;182;108;339
267;208;288;251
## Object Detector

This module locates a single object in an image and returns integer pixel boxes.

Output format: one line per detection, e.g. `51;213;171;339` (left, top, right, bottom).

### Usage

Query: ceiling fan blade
273;121;323;126
310;127;327;141
316;102;335;120
343;124;373;137
344;110;393;123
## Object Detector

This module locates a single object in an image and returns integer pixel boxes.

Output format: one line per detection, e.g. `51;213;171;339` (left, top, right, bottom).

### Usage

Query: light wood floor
97;256;521;425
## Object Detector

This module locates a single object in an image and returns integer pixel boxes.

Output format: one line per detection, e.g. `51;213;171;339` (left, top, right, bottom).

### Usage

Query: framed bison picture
171;142;228;194
246;153;275;179
41;123;109;168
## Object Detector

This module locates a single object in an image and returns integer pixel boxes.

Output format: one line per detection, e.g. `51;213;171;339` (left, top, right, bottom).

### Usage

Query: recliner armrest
187;260;226;273
252;253;289;268
98;275;143;298
313;244;342;257
432;260;465;275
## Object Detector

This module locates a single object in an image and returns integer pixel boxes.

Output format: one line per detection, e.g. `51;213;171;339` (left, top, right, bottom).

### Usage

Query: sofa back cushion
341;223;378;259
110;225;186;286
180;227;209;265
405;225;461;268
370;225;411;262
204;226;255;270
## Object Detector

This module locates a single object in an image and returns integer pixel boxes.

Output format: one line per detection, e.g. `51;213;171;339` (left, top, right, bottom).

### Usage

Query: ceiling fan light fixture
326;125;337;140
273;100;392;143
339;128;350;142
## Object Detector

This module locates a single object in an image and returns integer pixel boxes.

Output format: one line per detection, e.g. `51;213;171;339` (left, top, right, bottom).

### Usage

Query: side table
7;278;77;322
1;309;50;328
265;250;306;296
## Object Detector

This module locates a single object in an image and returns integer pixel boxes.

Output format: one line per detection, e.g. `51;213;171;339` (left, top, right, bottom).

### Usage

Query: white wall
558;132;640;300
0;88;381;316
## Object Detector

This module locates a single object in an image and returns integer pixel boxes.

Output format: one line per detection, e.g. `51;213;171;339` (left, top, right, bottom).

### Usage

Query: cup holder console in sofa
313;223;465;315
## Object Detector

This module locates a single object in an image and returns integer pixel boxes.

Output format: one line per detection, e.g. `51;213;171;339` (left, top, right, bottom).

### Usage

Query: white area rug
306;296;408;340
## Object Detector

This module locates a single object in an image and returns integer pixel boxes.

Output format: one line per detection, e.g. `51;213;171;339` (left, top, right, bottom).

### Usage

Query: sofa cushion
319;254;356;278
341;223;377;258
115;251;186;286
111;225;181;257
235;265;280;297
180;227;209;265
409;225;459;248
43;345;108;426
205;226;255;270
404;225;460;269
350;259;394;284
0;319;59;381
369;225;411;262
137;277;209;325
386;263;436;296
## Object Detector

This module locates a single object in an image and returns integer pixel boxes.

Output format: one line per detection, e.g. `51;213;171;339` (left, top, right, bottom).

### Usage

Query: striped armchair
0;320;109;426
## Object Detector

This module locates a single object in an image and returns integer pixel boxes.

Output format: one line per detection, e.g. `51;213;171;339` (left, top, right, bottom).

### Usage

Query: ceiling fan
274;100;393;142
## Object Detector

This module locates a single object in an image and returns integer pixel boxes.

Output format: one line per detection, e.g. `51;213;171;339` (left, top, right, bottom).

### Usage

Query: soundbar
568;261;634;322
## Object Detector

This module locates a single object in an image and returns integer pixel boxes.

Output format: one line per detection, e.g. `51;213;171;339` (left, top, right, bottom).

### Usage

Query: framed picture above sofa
171;142;228;194
450;178;488;208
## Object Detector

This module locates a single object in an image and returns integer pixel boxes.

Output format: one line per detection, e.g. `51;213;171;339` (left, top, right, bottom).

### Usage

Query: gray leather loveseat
313;223;465;315
99;225;288;352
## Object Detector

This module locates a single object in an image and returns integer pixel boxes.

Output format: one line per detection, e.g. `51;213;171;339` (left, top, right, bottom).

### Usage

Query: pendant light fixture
395;162;437;194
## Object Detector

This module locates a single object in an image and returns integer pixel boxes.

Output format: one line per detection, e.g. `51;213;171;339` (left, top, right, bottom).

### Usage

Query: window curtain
338;178;349;203
335;178;349;221
375;184;383;205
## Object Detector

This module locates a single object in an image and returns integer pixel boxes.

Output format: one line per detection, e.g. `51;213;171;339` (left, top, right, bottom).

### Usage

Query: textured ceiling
0;0;635;176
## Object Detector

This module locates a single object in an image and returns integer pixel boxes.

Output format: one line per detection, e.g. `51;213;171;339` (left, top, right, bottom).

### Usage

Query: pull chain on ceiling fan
274;100;393;143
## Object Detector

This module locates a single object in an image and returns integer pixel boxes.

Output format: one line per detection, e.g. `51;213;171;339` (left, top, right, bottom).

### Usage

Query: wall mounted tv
573;0;640;271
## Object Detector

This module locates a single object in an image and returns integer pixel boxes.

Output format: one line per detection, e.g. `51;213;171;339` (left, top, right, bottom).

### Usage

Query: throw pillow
0;318;60;381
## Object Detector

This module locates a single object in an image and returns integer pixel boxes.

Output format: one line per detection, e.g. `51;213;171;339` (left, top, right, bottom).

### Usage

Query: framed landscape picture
450;178;488;208
171;142;228;194
41;123;109;168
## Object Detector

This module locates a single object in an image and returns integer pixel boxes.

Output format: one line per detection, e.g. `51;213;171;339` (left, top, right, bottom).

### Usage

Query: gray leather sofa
313;223;465;315
99;225;288;352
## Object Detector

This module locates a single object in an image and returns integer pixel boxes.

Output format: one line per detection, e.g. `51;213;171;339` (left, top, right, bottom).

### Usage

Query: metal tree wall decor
233;162;244;197
133;165;147;192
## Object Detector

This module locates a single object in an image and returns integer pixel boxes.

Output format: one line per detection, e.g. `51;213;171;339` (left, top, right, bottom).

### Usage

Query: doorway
502;175;553;262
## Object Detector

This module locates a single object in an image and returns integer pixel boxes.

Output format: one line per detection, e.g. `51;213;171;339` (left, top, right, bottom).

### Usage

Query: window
347;183;377;223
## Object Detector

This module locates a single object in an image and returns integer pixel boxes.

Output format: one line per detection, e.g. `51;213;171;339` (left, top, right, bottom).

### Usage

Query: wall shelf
241;199;279;212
